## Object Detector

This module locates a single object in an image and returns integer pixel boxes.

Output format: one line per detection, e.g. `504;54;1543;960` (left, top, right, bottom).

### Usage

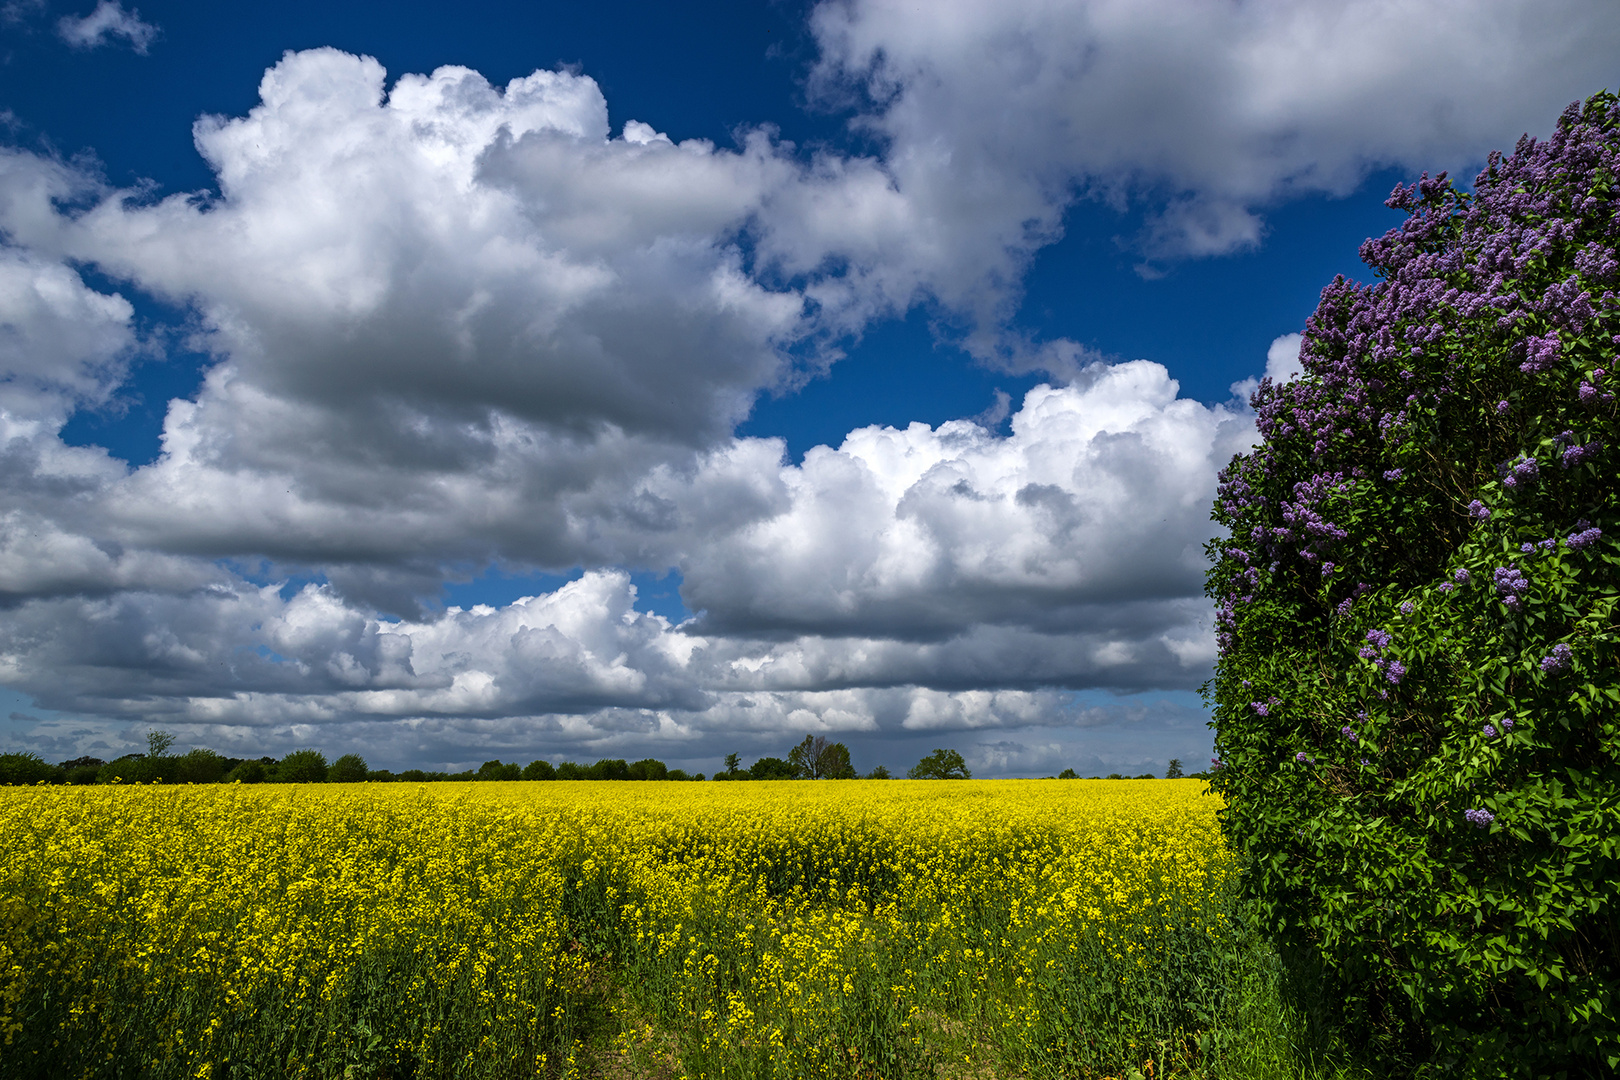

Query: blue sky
1;0;1615;776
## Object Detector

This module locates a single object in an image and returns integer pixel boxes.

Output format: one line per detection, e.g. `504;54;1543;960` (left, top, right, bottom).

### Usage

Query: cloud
1265;333;1304;383
0;37;1259;765
0;246;136;421
0;565;1217;772
811;0;1620;272
57;0;156;53
677;364;1253;641
0;368;1239;768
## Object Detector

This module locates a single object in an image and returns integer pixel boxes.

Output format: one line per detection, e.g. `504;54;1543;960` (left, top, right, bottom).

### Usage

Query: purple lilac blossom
1383;469;1403;481
1464;808;1495;828
1439;582;1455;593
1520;333;1562;373
1454;568;1471;584
1499;455;1540;489
1384;660;1406;685
1503;718;1515;732
1483;724;1498;738
1568;524;1603;550
1208;96;1618;770
1400;601;1414;615
1294;752;1314;764
1493;567;1529;610
1540;643;1573;673
1521;542;1536;553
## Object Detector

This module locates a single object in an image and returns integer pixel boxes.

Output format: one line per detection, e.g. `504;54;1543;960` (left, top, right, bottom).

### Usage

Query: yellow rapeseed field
0;780;1231;1079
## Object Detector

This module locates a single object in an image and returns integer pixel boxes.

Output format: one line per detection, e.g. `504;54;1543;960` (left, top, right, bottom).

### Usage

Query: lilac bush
1205;93;1620;1077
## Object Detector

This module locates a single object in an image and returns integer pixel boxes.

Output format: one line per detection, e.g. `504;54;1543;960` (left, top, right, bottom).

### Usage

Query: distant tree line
0;731;1201;785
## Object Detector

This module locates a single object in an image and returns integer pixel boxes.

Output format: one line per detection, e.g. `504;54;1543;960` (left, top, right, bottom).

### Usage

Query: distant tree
365;769;397;782
723;752;742;776
475;759;521;781
175;748;227;784
626;758;668;781
277;749;328;783
146;730;176;758
748;756;796;780
1134;774;1155;780
226;759;268;783
1057;768;1079;780
819;742;855;779
788;735;856;779
64;762;102;785
328;754;369;783
907;748;971;780
1105;772;1125;780
398;768;430;782
864;765;893;780
1165;759;1184;779
98;752;178;784
0;752;63;785
587;759;630;781
788;736;821;778
521;759;556;781
555;762;585;780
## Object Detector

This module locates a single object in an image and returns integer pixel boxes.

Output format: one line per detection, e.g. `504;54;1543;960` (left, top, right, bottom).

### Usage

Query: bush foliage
1207;92;1620;1076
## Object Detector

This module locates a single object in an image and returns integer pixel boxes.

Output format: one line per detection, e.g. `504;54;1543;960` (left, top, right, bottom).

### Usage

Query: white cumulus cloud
811;0;1620;274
